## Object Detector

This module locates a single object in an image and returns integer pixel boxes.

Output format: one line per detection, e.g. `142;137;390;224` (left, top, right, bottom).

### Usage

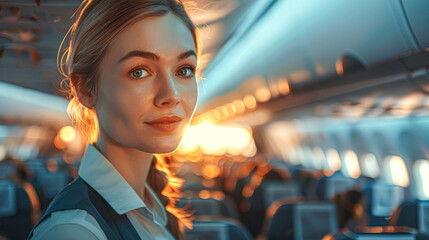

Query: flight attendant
28;0;199;239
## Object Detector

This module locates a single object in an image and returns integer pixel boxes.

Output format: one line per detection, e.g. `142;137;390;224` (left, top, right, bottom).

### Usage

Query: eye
177;66;195;78
130;67;150;79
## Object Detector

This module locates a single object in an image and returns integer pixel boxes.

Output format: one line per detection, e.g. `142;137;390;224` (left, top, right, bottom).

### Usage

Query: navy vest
28;177;141;240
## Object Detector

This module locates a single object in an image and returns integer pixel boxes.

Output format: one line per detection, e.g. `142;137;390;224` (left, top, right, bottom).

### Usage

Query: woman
28;0;199;239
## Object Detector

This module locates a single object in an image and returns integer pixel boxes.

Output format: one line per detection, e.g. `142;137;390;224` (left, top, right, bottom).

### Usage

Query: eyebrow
118;49;196;63
177;50;197;61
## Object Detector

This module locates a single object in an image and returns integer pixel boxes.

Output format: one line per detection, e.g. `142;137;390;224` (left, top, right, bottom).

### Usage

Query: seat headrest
0;162;15;180
333;232;416;240
262;181;300;208
178;198;222;217
391;199;429;235
417;201;429;234
364;180;404;217
39;172;68;198
267;201;339;240
187;218;252;240
0;181;17;217
317;173;357;199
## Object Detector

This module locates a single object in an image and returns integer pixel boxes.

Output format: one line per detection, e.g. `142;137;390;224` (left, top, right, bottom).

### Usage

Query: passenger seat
265;201;339;240
186;217;252;240
0;180;32;240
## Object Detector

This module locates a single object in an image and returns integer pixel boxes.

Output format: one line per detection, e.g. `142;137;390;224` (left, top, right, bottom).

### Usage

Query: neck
94;128;154;201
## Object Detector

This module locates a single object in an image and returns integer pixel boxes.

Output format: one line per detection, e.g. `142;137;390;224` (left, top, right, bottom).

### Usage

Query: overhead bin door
299;0;419;79
401;0;429;50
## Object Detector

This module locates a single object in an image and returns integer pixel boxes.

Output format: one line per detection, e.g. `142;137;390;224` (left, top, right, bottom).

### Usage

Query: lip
145;116;183;132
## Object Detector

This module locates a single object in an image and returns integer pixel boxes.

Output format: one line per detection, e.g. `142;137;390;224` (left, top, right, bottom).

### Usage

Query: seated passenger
333;190;366;232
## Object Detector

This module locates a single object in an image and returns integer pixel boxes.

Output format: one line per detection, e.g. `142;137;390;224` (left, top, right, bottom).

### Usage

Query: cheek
98;85;128;117
181;81;198;115
96;91;126;136
95;81;144;134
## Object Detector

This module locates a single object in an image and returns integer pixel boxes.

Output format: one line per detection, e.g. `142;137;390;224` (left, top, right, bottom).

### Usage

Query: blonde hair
58;0;199;238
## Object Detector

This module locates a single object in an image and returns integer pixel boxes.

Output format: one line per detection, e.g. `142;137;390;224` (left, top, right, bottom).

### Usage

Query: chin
153;146;179;154
140;142;180;154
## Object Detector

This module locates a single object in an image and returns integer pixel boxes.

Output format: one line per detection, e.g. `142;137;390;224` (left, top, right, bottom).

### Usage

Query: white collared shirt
31;144;175;240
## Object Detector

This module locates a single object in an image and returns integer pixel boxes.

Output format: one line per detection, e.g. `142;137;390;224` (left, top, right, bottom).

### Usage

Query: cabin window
312;146;326;169
414;159;429;199
384;155;409;187
361;153;380;178
342;150;361;179
287;146;300;165
296;147;307;166
302;146;315;168
326;149;341;172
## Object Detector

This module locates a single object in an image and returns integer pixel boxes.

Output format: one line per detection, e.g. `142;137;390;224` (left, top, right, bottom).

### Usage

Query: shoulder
30;209;107;240
43;177;99;214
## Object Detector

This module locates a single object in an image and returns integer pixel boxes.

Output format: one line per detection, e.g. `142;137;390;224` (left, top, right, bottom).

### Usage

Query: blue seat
262;180;301;208
37;172;69;199
0;180;32;240
0;161;15;180
266;201;339;240
186;217;252;240
316;172;357;200
25;159;49;177
178;195;240;219
36;171;70;210
390;199;429;238
363;180;404;226
330;232;417;240
356;175;375;188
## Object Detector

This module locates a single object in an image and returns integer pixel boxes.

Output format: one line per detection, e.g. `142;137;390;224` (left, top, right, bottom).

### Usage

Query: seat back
418;201;429;235
267;201;339;240
0;161;15;180
262;180;300;208
325;176;357;199
178;196;239;219
186;218;252;240
25;159;48;177
317;172;357;199
367;182;404;217
332;232;416;240
364;180;404;226
0;180;32;240
0;181;16;218
391;200;429;236
37;171;69;199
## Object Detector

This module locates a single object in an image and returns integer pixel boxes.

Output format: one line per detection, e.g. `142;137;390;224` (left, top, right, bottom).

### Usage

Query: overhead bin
0;82;70;127
401;0;429;50
299;0;420;79
197;0;427;110
198;0;313;108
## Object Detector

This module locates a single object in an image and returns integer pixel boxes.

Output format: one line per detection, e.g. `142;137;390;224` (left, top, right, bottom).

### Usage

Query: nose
154;73;180;108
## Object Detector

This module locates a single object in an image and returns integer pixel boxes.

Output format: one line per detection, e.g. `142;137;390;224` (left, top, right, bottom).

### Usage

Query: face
93;13;198;154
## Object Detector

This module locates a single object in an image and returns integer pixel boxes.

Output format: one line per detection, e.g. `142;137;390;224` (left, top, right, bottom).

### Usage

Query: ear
70;74;94;109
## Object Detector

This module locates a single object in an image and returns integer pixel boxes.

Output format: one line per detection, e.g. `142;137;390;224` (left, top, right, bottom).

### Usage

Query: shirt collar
78;144;168;225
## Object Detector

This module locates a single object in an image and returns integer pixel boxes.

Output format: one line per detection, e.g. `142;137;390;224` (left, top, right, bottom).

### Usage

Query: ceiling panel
0;0;258;97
